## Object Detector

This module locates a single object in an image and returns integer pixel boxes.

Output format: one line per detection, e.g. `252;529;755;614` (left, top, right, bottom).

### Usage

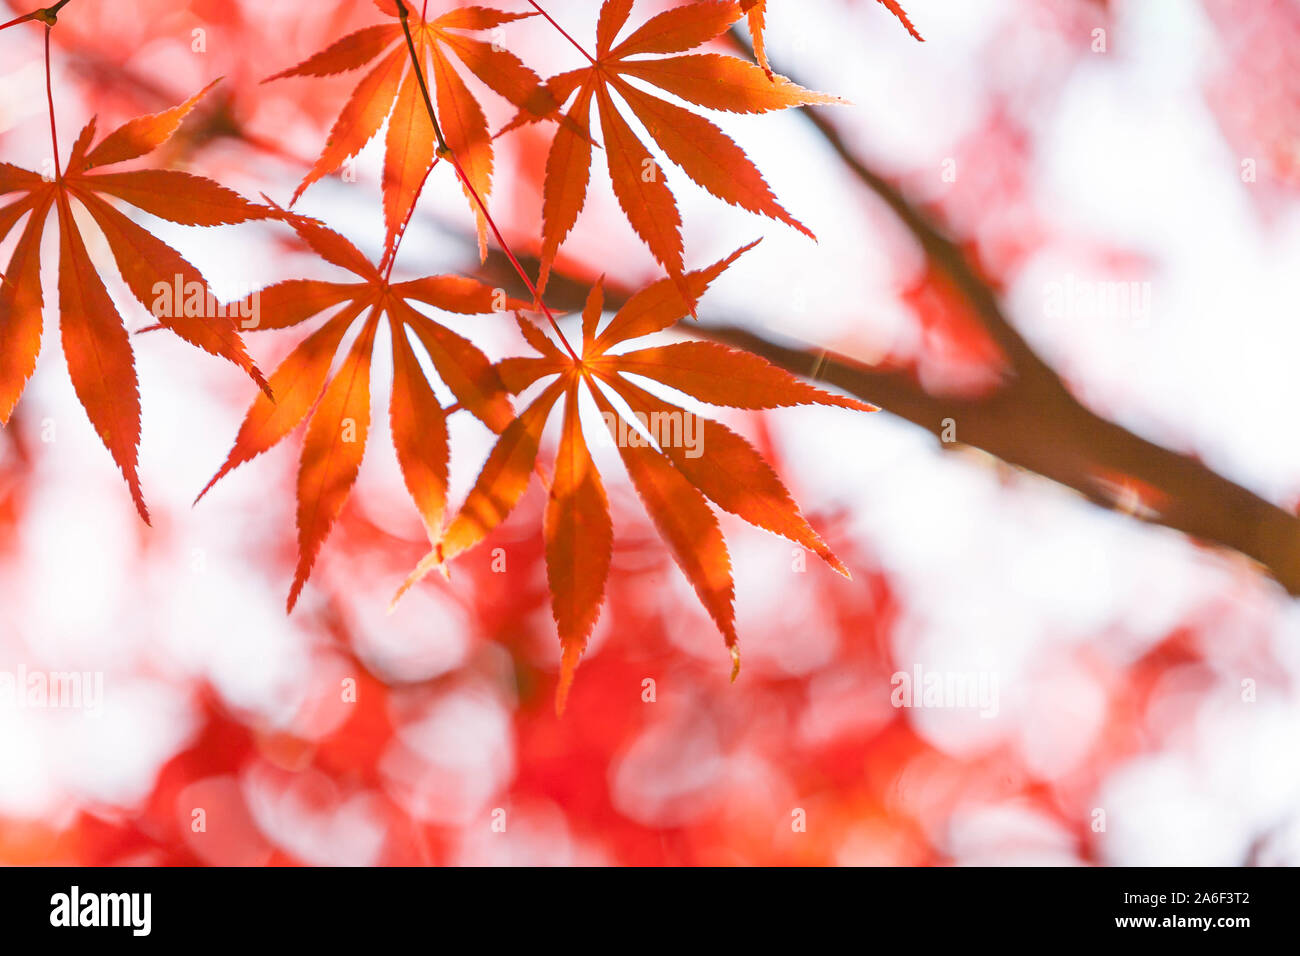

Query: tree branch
691;321;1300;597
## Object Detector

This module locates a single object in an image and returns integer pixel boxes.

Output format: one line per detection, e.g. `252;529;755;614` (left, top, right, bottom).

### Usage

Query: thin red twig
445;151;579;361
524;1;597;65
0;11;37;30
383;158;440;278
43;24;59;178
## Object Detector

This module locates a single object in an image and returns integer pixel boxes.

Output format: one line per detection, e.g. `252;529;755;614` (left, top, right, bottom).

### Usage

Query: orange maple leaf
740;0;922;78
196;210;529;612
512;0;845;307
737;0;769;76
0;81;269;523
394;242;875;712
877;0;925;42
266;0;550;260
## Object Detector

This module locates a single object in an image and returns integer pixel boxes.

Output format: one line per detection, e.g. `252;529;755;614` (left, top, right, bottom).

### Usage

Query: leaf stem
394;0;449;155
43;24;59;179
383;158;438;278
0;11;36;30
446;149;579;361
393;0;579;361
524;1;597;65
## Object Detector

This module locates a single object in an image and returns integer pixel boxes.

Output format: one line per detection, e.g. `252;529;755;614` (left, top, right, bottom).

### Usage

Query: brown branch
691;322;1300;597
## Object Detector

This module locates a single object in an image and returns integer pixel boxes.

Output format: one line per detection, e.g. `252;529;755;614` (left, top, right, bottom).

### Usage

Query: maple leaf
737;0;770;76
394;243;875;712
877;0;925;42
740;0;922;77
196;210;529;612
0;81;269;523
266;0;550;260
515;0;845;306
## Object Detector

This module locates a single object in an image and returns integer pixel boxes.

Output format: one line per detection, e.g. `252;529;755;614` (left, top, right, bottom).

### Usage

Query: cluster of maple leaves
0;0;920;708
